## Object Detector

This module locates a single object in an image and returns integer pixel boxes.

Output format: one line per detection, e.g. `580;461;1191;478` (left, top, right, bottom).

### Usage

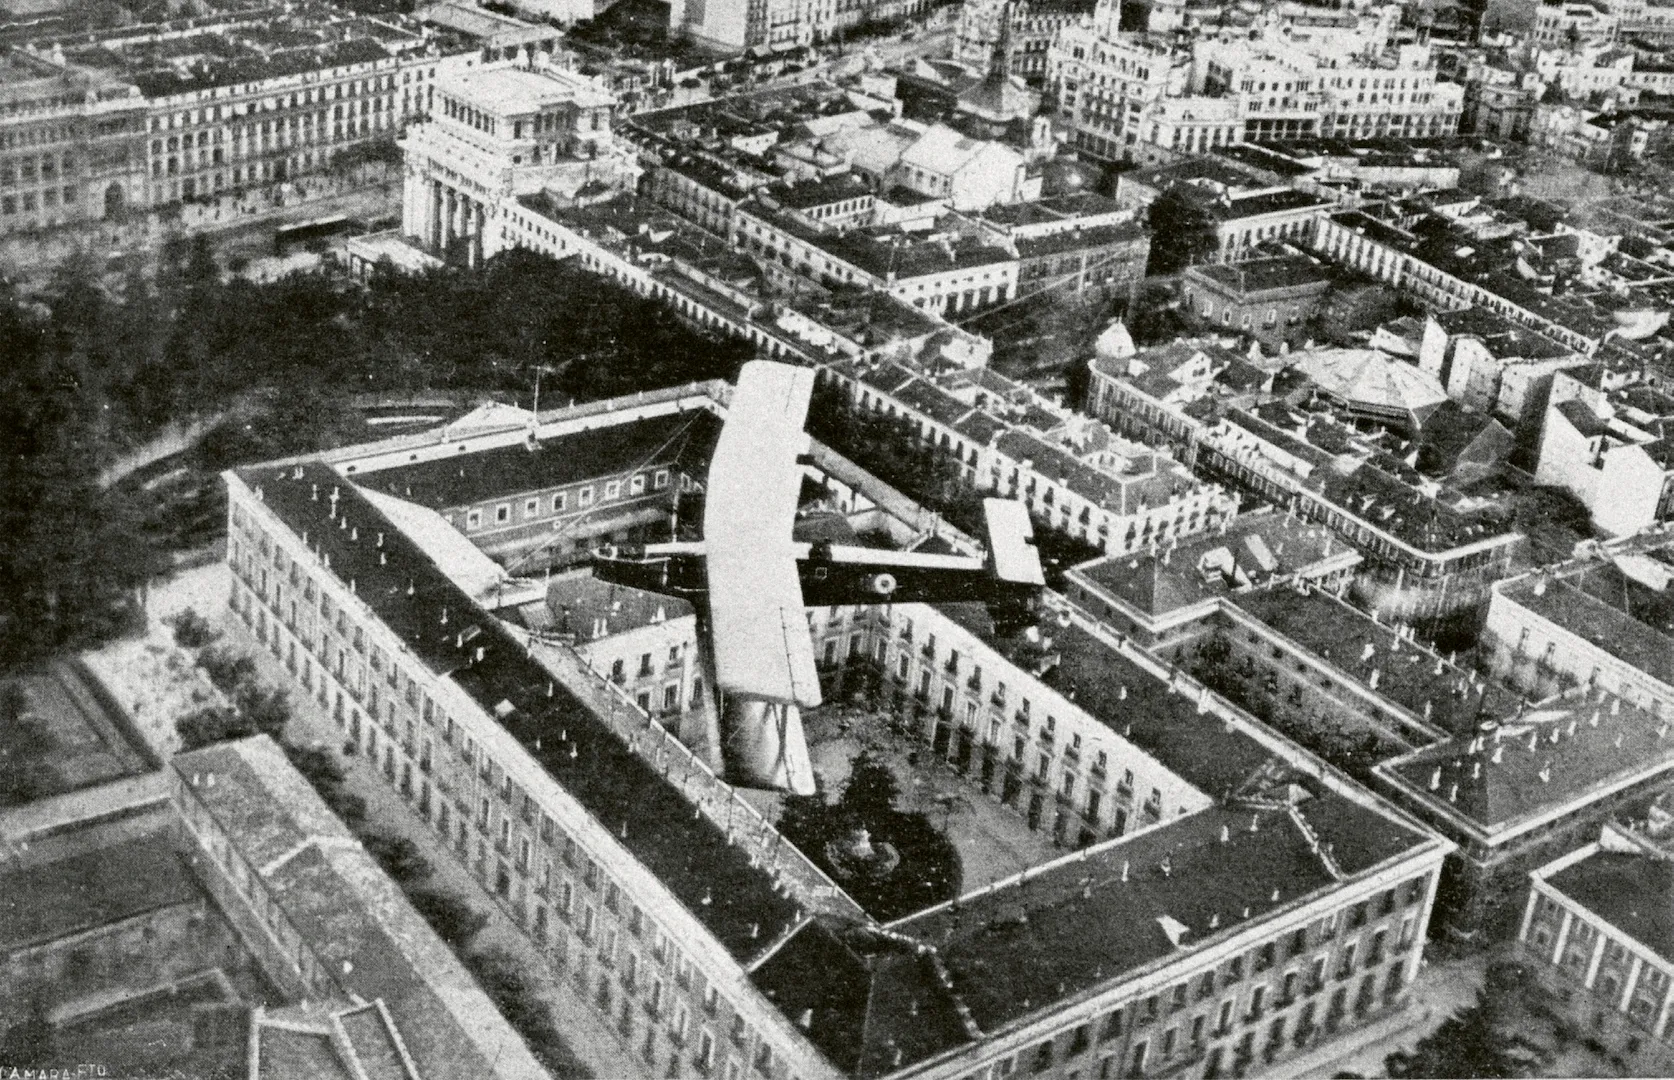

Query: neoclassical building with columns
1517;822;1674;1074
400;57;639;266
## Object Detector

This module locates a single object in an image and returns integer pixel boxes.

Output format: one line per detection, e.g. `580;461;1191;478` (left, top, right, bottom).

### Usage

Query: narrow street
145;563;648;1079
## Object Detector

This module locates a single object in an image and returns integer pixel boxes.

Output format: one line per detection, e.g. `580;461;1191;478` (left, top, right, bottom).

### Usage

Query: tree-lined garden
0;243;752;669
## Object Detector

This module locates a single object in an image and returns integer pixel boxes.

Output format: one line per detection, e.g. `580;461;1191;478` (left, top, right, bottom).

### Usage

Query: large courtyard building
221;375;1452;1080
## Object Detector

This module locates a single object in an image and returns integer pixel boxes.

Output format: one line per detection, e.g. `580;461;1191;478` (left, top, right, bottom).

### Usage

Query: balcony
990;692;1007;709
920;643;936;660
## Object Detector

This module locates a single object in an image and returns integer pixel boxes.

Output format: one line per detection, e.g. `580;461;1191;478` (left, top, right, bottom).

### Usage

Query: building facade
0;48;147;233
1516;823;1674;1076
401;57;636;266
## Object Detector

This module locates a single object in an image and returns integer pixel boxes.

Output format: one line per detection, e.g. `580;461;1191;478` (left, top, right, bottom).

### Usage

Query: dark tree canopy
0;243;753;670
1385;984;1534;1079
1145;188;1219;275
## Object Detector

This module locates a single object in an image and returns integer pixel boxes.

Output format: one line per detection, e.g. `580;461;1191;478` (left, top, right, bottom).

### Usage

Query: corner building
222;381;1450;1080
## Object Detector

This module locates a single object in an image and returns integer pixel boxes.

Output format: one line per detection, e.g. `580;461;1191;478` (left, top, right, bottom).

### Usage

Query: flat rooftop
67;21;407;98
1232;588;1522;735
0;833;201;952
234;461;802;961
441;64;613;113
737;201;1015;281
1208;189;1332;222
1314;459;1514;553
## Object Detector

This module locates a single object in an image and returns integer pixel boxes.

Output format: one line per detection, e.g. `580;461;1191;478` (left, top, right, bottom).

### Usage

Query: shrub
234;683;291;740
177;704;250;750
363;832;433;884
198;646;256;694
167;607;219;649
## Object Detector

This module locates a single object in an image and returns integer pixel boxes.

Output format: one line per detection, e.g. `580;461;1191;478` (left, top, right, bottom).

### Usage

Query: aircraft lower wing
702;361;823;709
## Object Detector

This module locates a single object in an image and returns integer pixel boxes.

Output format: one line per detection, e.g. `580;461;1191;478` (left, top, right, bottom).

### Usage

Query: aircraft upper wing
984;498;1046;586
703;361;823;708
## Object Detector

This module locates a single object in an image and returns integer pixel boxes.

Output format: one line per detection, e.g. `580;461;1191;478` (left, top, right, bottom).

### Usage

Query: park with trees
0;242;752;673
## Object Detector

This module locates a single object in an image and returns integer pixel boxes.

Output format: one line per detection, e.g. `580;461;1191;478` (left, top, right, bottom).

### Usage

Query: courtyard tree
362;832;433;885
1145;188;1218;275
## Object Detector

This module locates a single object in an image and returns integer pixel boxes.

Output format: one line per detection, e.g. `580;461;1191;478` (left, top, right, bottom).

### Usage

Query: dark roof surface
1233;588;1521;735
236;460;800;960
1188;254;1333;295
0;833;200;952
1382;687;1674;834
363;411;720;509
753;600;1430;1074
1073;510;1346;621
895;789;1418;1034
1548;849;1674;964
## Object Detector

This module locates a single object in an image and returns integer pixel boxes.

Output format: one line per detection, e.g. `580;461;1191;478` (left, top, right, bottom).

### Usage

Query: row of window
232;503;802;1080
886;617;1168;833
1529;895;1674;1036
460;469;672;531
981;881;1428;1079
152;75;402;131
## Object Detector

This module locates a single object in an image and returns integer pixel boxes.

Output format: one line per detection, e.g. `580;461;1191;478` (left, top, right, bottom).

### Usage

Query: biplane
592;361;1045;794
